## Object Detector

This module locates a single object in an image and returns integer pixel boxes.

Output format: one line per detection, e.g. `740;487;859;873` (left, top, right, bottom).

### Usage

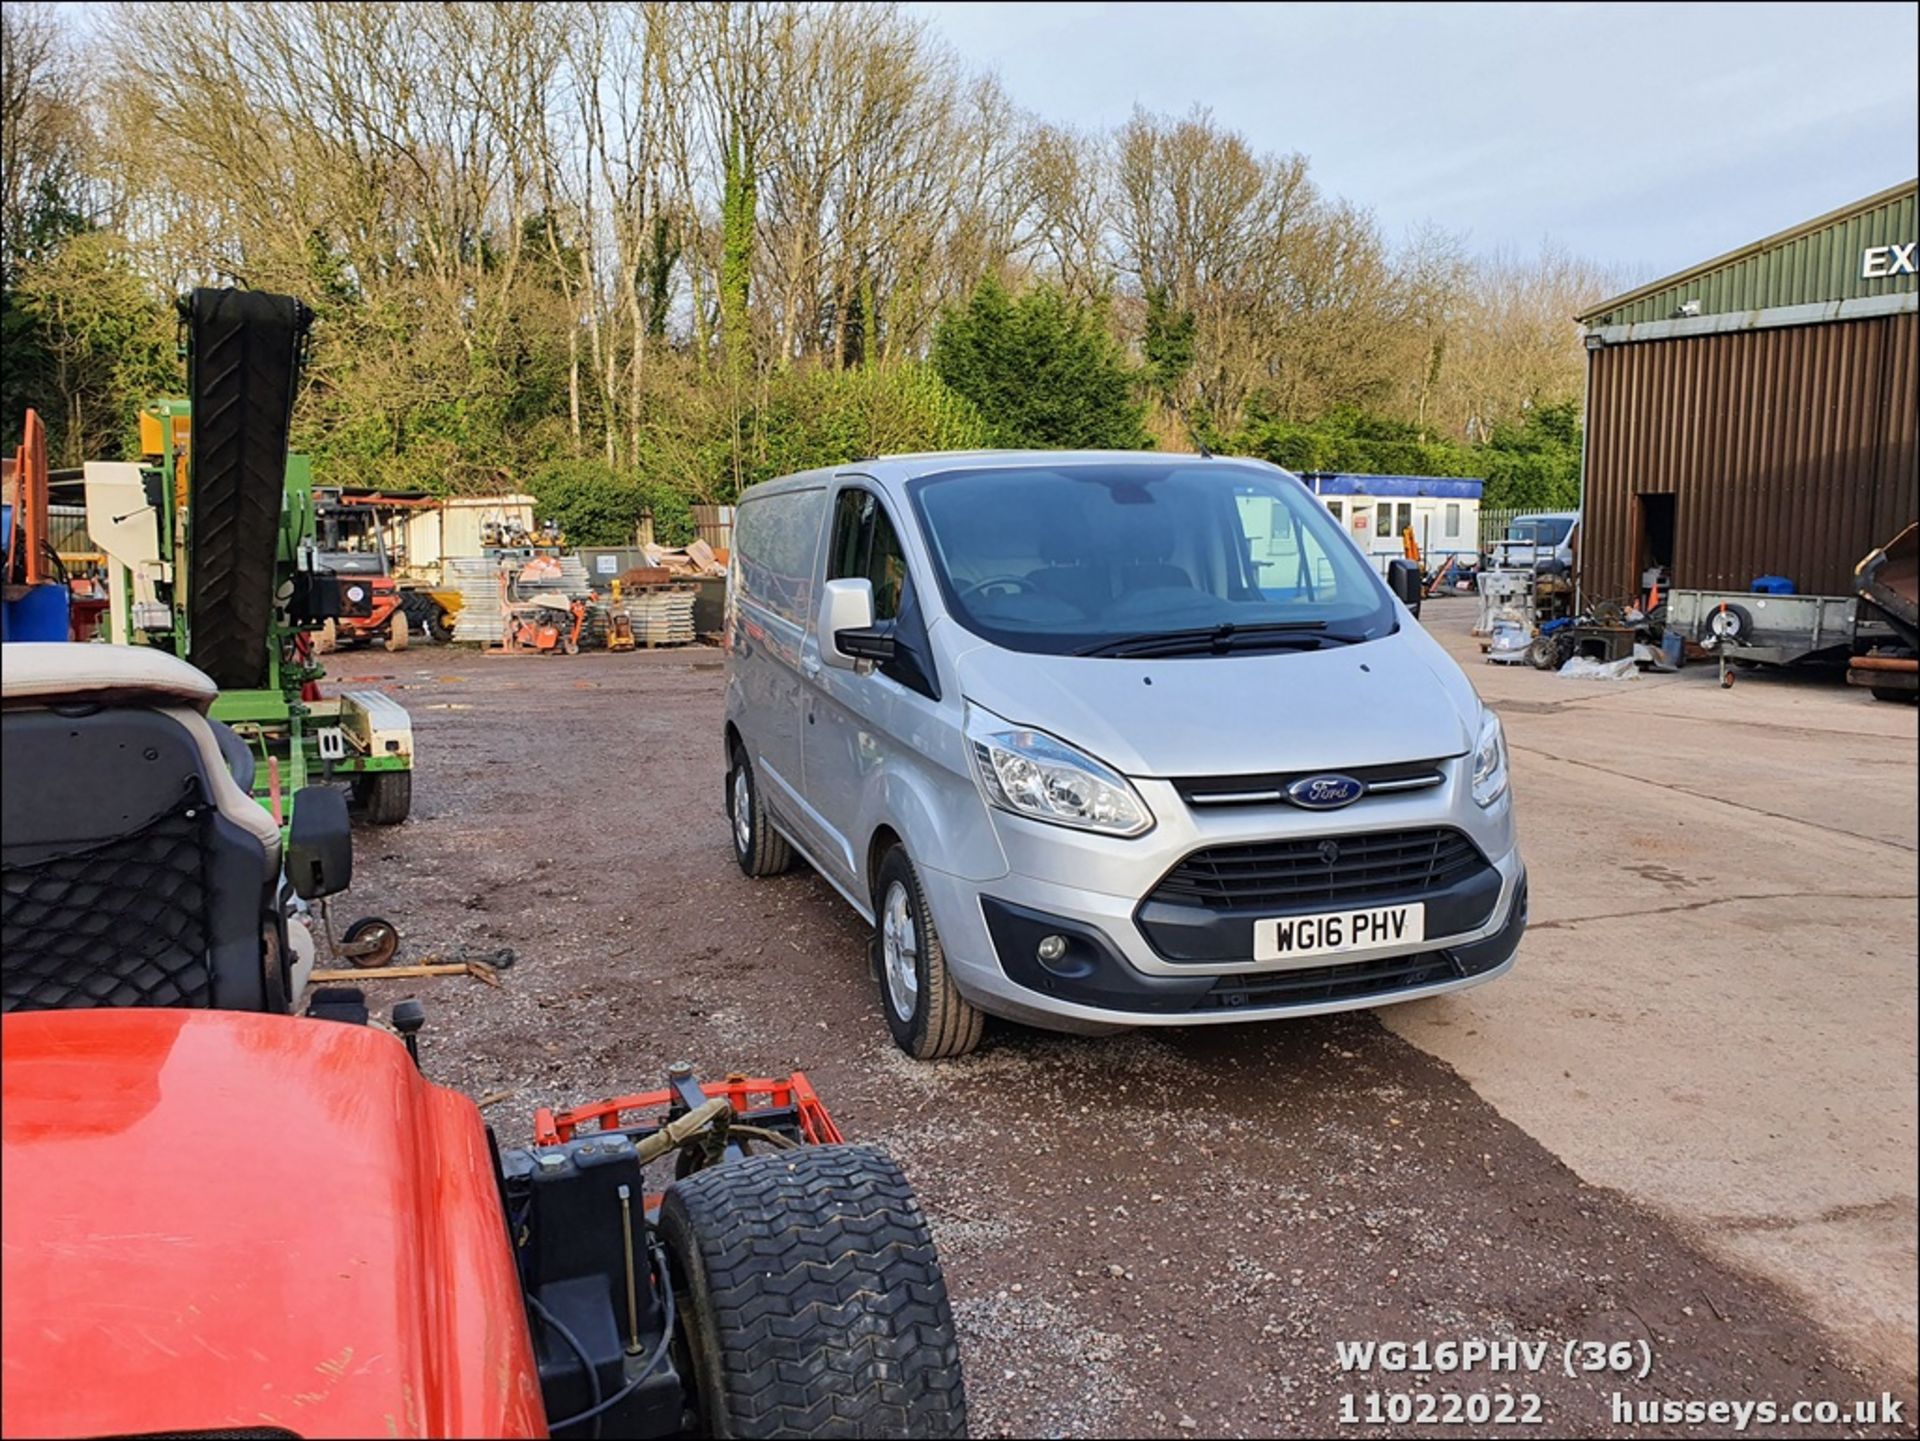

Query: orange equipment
4;410;51;586
3;410;76;641
507;597;587;655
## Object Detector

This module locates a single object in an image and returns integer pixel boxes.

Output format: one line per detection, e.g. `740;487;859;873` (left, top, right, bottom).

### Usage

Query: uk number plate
1253;903;1425;964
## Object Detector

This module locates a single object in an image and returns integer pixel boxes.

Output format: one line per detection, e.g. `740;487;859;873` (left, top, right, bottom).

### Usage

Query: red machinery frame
535;1071;843;1147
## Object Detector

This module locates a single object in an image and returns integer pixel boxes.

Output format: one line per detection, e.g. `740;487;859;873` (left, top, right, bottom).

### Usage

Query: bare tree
2;3;93;274
27;2;1599;490
1434;242;1617;442
1016;121;1108;303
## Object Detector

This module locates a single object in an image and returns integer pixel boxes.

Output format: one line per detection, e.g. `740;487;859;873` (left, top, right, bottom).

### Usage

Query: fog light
1036;934;1068;963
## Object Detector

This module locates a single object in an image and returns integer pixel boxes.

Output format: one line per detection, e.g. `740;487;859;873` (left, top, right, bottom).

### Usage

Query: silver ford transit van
723;452;1526;1058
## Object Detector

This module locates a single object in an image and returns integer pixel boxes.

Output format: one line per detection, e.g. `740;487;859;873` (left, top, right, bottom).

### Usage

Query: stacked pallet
446;557;507;644
624;586;698;647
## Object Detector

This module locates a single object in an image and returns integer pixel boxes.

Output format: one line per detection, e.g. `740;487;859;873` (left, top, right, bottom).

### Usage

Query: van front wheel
728;746;793;878
873;846;984;1060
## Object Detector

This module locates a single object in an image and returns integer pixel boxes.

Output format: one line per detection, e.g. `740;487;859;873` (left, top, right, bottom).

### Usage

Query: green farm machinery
82;290;415;835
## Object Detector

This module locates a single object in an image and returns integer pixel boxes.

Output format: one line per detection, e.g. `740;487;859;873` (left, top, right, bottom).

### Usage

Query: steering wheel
956;574;1039;599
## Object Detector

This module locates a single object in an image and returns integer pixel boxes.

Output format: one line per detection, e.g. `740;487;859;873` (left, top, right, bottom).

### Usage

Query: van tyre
874;846;984;1060
729;746;793;877
659;1144;968;1439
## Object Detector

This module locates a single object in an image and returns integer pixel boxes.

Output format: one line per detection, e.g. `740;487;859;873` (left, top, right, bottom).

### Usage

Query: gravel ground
332;648;1916;1439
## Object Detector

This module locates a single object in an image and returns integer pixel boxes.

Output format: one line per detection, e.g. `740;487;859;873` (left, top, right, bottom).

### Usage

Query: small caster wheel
342;915;400;968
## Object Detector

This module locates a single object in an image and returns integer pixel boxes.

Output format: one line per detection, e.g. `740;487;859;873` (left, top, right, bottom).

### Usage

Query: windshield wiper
1075;621;1346;658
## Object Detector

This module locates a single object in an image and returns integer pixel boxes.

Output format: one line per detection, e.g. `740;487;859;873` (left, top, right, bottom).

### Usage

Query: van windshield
908;461;1395;656
1506;516;1573;546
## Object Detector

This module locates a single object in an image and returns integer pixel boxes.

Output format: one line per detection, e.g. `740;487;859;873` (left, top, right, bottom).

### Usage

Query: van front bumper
914;844;1526;1031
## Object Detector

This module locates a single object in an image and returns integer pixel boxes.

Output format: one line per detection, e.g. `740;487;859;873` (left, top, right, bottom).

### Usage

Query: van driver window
828;489;907;620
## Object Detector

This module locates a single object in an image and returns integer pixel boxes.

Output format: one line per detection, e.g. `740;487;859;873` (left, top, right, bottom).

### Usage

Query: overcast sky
909;1;1919;286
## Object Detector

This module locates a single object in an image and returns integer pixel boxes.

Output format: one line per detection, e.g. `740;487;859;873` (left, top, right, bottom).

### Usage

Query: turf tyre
658;1144;968;1439
356;770;411;826
185;289;310;690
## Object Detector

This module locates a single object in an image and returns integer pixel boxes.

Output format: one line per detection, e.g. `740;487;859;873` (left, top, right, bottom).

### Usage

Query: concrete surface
1392;600;1919;1383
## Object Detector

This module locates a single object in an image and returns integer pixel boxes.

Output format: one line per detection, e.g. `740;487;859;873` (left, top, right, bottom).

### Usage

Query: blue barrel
2;583;73;642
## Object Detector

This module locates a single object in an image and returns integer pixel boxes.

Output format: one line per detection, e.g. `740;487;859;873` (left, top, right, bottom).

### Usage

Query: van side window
827;489;906;620
735;488;825;623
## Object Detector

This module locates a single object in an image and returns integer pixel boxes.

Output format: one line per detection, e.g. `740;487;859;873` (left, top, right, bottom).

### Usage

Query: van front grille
1147;827;1487;911
1172;758;1446;809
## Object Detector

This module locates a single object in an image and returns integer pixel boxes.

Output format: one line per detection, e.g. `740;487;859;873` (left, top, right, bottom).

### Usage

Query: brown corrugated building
1577;181;1918;604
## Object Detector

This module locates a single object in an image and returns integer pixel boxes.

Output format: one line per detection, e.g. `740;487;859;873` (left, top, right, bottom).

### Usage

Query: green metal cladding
1580;182;1917;327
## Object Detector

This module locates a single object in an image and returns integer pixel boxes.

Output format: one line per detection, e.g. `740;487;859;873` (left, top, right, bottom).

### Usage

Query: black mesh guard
1;803;215;1011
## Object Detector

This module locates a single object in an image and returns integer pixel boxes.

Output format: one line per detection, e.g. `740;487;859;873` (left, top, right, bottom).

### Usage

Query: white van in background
1491;512;1580;572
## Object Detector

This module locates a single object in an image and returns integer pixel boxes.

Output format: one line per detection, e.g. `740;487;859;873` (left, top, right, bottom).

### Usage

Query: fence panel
1478;508;1526;556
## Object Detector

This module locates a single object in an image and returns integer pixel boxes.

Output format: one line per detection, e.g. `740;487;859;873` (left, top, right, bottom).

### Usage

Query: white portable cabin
400;493;539;577
1301;473;1484;577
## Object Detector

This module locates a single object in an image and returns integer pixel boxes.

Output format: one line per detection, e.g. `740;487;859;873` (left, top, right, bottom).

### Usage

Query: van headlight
1471;709;1509;808
965;705;1153;837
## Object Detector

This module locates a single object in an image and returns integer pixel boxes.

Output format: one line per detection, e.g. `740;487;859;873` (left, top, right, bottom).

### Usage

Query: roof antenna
1182;411;1212;459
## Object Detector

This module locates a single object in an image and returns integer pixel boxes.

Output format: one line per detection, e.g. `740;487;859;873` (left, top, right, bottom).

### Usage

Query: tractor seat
1;643;284;1013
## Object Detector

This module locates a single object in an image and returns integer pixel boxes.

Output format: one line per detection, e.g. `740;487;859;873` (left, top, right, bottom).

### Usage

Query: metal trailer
1668;587;1897;669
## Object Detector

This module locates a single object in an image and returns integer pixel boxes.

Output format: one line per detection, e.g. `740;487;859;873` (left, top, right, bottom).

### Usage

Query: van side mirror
287;785;353;899
818;578;895;671
1386;558;1424;615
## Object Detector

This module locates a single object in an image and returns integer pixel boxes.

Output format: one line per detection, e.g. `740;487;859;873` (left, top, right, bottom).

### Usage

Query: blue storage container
1;502;76;641
2;582;72;642
1751;575;1796;595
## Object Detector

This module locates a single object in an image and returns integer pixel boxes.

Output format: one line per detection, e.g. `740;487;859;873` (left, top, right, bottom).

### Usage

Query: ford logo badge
1286;774;1366;810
